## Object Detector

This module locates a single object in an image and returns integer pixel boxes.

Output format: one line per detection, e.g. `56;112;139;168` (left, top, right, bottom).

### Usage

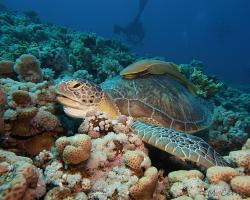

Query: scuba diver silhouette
113;0;148;45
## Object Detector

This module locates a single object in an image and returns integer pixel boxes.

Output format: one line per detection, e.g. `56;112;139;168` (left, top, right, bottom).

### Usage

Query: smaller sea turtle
56;61;229;168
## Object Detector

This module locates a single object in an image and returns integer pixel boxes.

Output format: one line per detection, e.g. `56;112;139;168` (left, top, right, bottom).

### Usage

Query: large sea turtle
56;60;229;168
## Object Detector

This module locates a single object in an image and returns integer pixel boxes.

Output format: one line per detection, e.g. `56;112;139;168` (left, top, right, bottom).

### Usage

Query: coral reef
0;78;63;156
0;60;14;77
165;139;250;199
209;86;250;152
14;54;43;83
178;60;223;98
36;114;166;199
0;10;136;83
0;9;249;200
0;150;46;200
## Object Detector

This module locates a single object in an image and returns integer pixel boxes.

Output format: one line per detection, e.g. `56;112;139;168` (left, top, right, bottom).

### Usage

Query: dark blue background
2;0;250;86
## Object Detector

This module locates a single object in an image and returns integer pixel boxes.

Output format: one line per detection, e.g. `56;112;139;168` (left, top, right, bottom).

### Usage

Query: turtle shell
101;74;212;133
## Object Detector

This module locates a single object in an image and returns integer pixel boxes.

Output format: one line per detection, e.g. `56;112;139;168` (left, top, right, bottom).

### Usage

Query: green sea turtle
56;60;229;168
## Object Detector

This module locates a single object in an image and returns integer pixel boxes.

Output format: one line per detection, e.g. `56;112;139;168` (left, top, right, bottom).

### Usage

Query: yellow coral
168;170;204;183
206;166;239;183
55;134;91;165
129;166;158;200
230;176;250;197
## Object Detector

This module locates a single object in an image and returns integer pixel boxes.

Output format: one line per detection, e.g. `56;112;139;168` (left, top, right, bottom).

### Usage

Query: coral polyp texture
38;114;166;199
55;134;91;165
0;8;249;200
0;150;46;200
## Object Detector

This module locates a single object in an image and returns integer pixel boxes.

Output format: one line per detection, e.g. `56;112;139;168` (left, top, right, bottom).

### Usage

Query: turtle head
56;80;104;118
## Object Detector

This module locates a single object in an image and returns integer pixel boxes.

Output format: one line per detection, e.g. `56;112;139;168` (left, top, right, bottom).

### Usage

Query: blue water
2;0;250;86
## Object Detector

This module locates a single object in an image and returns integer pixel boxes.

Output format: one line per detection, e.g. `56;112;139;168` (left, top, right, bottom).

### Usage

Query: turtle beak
56;96;86;110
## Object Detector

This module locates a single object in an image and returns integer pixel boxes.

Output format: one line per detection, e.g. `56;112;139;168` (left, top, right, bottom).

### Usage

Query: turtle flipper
132;121;230;168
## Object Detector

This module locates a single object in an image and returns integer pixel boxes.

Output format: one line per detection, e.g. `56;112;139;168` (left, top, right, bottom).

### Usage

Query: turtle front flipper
131;121;230;168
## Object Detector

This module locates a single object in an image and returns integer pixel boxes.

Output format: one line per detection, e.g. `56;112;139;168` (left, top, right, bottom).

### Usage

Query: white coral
89;166;138;199
86;132;128;169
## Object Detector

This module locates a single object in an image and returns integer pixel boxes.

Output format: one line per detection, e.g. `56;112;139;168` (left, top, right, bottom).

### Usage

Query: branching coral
78;111;114;138
170;177;207;199
178;60;223;98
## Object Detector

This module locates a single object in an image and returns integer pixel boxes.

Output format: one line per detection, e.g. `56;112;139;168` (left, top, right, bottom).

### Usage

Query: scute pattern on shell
101;75;212;133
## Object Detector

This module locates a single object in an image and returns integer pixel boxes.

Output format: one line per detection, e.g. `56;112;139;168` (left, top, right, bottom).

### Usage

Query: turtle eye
73;83;81;88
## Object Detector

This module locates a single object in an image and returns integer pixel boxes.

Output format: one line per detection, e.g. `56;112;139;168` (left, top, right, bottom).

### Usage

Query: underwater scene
0;1;249;200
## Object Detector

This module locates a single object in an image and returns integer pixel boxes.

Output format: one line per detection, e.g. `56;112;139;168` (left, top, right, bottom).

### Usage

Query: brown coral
0;150;45;200
0;60;14;77
55;134;91;165
11;90;32;107
16;107;38;119
129;166;158;200
23;132;55;156
31;109;61;131
14;54;43;83
230;176;250;197
206;166;239;184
